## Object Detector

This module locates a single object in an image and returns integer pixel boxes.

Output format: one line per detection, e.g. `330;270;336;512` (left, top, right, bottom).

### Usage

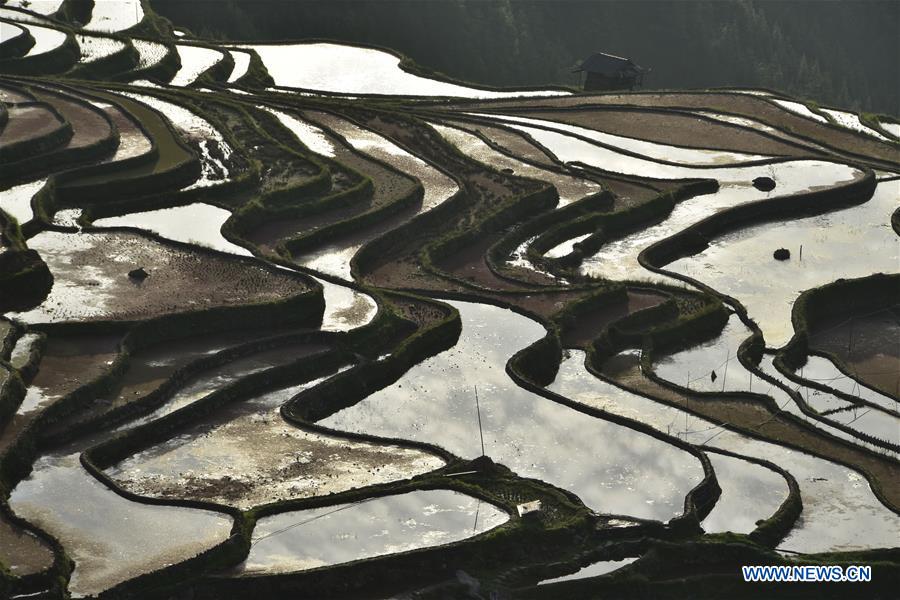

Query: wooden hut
573;52;646;91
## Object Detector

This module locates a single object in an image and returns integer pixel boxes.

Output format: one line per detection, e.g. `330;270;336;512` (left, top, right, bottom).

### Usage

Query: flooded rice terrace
0;3;897;598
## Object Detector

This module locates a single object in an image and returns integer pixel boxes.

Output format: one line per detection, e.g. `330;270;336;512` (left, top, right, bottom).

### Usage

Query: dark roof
573;52;642;76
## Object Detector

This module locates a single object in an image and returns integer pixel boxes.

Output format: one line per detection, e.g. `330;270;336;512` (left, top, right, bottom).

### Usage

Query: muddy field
12;230;310;324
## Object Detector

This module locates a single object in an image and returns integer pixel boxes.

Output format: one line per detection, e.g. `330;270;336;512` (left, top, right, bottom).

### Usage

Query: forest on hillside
152;0;899;115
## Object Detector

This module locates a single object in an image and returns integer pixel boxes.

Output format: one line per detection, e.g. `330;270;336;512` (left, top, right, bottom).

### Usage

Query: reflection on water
651;311;896;454
668;182;898;348
132;39;168;70
796;355;898;414
9;452;232;598
476;113;771;166
279;110;458;280
19;22;67;57
539;556;639;585
118;343;325;432
821;108;891;143
75;33;127;64
83;0;143;33
578;161;860;285
554;349;900;551
702;452;788;534
238;42;567;98
771;99;828;124
431;121;600;207
324;301;704;521
491;118;862;288
266;108;337;157
3;1;63;15
230;489;508;575
170;45;224;87
655;313;755;393
552;348;787;534
1;179;43;224
94;202;250;256
692;110;827;152
312;111;459;212
109;374;445;509
227;49;251;83
318;278;377;331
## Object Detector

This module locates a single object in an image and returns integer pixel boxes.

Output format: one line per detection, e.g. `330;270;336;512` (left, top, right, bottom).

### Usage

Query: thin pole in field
475;385;485;457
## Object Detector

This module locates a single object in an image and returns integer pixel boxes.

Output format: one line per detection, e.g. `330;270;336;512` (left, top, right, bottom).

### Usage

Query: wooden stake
474;385;485;457
722;349;730;392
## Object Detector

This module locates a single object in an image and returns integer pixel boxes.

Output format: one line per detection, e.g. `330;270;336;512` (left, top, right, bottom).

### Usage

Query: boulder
753;176;776;191
773;248;790;261
128;267;149;280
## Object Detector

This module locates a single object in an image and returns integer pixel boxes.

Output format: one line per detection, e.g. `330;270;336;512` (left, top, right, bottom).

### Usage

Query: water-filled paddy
476;113;771;166
0;6;54;24
666;181;898;348
10;230;303;324
323;301;705;521
701;451;789;535
0;513;55;577
809;308;900;398
239;42;567;98
431;121;600;207
0;17;897;595
821;108;892;142
132;38;167;69
10;452;232;598
109;373;445;509
75;33;127;64
121;91;234;189
551;350;900;551
264;109;457;280
230;489;508;575
171;44;224;86
83;0;143;33
770;99;829;124
576;160;860;285
651;310;895;451
94;202;250;256
227;49;251;83
793;355;898;414
3;0;63;14
17;22;65;56
539;556;639;585
0;20;26;46
0;178;44;224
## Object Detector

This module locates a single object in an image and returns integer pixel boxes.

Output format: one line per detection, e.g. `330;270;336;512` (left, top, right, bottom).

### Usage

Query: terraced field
0;2;898;599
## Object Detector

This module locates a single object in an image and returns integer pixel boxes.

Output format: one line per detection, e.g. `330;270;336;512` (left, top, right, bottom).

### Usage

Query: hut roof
574;52;643;76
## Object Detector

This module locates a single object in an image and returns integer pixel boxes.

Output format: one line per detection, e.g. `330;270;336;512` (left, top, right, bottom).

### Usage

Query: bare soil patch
0;83;33;103
521;108;813;158
562;290;667;348
447;120;560;169
32;87;111;150
464;93;900;167
13;230;309;324
0;333;120;454
0;513;55;577
0;103;64;146
810;307;900;398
